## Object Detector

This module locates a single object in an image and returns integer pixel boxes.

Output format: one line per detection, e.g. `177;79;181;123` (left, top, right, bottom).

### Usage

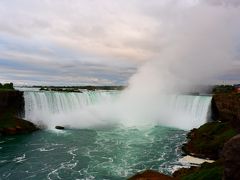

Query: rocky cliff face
212;93;240;132
182;121;237;160
0;90;24;117
223;134;240;180
0;90;38;135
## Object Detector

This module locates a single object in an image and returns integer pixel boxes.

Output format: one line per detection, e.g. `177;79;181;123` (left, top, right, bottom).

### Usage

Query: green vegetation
212;85;234;94
195;122;237;149
183;121;237;159
38;85;126;92
181;162;223;180
40;87;83;93
36;85;125;91
0;82;14;91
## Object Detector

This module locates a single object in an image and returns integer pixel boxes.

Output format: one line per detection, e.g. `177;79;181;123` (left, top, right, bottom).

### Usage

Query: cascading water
165;95;212;129
24;91;116;116
24;90;212;130
24;91;118;128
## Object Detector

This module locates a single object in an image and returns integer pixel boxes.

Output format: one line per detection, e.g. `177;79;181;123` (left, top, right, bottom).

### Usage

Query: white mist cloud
111;0;240;129
126;1;240;93
0;0;239;85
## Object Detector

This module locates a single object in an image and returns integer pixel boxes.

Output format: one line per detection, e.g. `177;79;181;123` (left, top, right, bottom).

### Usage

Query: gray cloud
0;0;239;85
205;0;240;7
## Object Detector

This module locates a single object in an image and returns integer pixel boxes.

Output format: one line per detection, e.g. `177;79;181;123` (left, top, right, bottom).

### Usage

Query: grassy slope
183;121;237;160
181;162;223;180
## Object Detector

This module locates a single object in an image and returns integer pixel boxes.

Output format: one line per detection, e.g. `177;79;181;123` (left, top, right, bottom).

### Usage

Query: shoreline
179;155;215;166
129;91;240;179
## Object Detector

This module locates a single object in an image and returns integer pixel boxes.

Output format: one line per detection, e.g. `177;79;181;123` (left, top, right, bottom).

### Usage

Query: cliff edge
0;90;38;136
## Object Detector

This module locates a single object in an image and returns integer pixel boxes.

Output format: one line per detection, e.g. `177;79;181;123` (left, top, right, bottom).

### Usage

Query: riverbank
172;122;237;180
129;90;240;180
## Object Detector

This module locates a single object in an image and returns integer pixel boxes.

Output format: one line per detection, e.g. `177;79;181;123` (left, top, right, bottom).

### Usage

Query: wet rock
0;90;38;136
173;166;198;178
212;93;240;132
55;126;65;130
223;134;240;180
128;170;174;180
0;117;39;135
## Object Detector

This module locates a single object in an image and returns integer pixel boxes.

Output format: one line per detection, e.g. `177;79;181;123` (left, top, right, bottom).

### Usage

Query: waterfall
24;91;116;115
24;91;117;127
165;95;212;129
24;91;212;130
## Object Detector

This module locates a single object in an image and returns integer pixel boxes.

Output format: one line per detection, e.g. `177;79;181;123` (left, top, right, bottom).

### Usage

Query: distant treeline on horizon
33;85;126;91
0;82;14;90
4;82;240;93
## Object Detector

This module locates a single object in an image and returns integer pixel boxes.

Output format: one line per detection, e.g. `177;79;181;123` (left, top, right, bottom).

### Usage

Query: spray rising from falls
24;91;212;130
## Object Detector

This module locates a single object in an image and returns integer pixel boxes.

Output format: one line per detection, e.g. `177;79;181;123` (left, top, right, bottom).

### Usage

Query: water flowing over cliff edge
24;91;212;130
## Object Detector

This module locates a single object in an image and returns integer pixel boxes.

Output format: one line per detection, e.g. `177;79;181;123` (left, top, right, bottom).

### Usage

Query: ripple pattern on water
0;127;186;179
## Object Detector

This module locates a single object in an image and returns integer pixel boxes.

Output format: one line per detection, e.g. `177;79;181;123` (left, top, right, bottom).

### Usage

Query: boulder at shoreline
0;90;39;136
55;126;65;130
128;170;174;180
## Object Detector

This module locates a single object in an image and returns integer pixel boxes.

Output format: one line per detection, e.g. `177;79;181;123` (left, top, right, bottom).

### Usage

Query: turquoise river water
0;126;186;179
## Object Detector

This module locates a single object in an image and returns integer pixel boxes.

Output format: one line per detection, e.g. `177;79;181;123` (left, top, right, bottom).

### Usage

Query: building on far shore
234;84;240;93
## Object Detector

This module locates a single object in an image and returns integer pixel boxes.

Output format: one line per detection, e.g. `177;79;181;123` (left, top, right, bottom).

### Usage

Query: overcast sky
0;0;239;86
